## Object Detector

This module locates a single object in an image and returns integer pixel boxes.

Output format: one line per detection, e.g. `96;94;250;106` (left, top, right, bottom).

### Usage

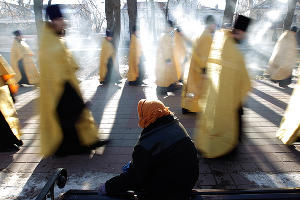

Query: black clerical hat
13;30;22;36
205;15;216;25
167;20;174;27
46;4;63;21
291;26;298;32
132;25;138;33
106;30;113;37
233;15;251;32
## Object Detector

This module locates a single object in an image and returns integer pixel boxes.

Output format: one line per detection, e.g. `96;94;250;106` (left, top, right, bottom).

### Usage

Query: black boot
88;139;111;150
0;144;20;152
156;87;168;96
128;81;138;86
182;108;195;114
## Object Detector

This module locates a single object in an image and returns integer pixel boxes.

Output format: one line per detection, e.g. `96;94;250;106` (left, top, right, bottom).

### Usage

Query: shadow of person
95;83;146;155
88;84;122;125
0;151;15;171
245;96;282;127
256;80;294;95
16;85;37;96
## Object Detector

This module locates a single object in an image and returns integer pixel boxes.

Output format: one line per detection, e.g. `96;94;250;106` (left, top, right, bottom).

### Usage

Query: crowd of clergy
0;4;300;199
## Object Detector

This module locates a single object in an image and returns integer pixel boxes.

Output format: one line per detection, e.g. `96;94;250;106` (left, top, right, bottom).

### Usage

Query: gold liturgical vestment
127;34;142;82
11;39;39;84
276;75;300;144
99;38;115;82
268;31;297;80
174;30;186;79
39;23;100;157
155;32;180;87
0;54;22;148
195;30;251;158
181;29;213;112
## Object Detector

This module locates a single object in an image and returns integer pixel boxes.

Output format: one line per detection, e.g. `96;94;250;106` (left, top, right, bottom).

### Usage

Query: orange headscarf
137;99;172;128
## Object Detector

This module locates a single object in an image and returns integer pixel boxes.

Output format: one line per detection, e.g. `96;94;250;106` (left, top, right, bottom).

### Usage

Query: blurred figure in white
181;15;216;114
155;20;181;95
277;73;300;144
268;26;298;88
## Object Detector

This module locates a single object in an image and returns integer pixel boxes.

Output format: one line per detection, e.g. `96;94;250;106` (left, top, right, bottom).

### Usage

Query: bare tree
248;0;253;16
18;0;24;7
105;0;121;47
222;0;238;27
283;0;297;30
105;0;113;31
1;2;15;19
127;0;137;35
236;0;252;15
33;0;43;36
1;0;32;19
76;0;106;33
165;0;170;20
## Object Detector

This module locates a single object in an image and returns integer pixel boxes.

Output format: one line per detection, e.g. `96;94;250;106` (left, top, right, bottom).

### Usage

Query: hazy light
249;22;272;46
277;0;288;3
267;10;281;21
171;5;204;40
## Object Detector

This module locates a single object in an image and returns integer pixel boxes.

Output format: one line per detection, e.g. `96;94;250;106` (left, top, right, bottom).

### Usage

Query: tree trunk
105;0;121;47
113;0;121;48
248;0;253;7
33;0;43;36
18;0;24;7
105;0;114;31
283;0;297;30
105;0;121;71
248;0;253;16
165;0;170;20
222;0;237;28
127;0;137;35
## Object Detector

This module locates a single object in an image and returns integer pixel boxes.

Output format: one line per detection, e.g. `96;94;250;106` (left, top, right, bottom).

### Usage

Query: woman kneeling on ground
98;99;199;200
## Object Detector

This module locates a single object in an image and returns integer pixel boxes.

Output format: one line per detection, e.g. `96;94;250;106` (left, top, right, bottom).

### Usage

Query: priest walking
39;5;109;157
11;30;39;85
181;15;216;114
195;15;252;158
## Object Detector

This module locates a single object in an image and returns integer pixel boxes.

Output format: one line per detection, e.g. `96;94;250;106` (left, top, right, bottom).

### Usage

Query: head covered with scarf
137;99;172;128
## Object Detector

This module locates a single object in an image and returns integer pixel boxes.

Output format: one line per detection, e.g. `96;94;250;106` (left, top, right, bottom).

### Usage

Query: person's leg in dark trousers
0;111;23;152
18;59;29;85
156;86;168;95
279;75;292;88
137;59;145;84
238;106;244;142
104;57;113;84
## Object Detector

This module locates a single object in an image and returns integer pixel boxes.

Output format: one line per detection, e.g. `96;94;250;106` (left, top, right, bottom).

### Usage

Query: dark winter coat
105;115;199;200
